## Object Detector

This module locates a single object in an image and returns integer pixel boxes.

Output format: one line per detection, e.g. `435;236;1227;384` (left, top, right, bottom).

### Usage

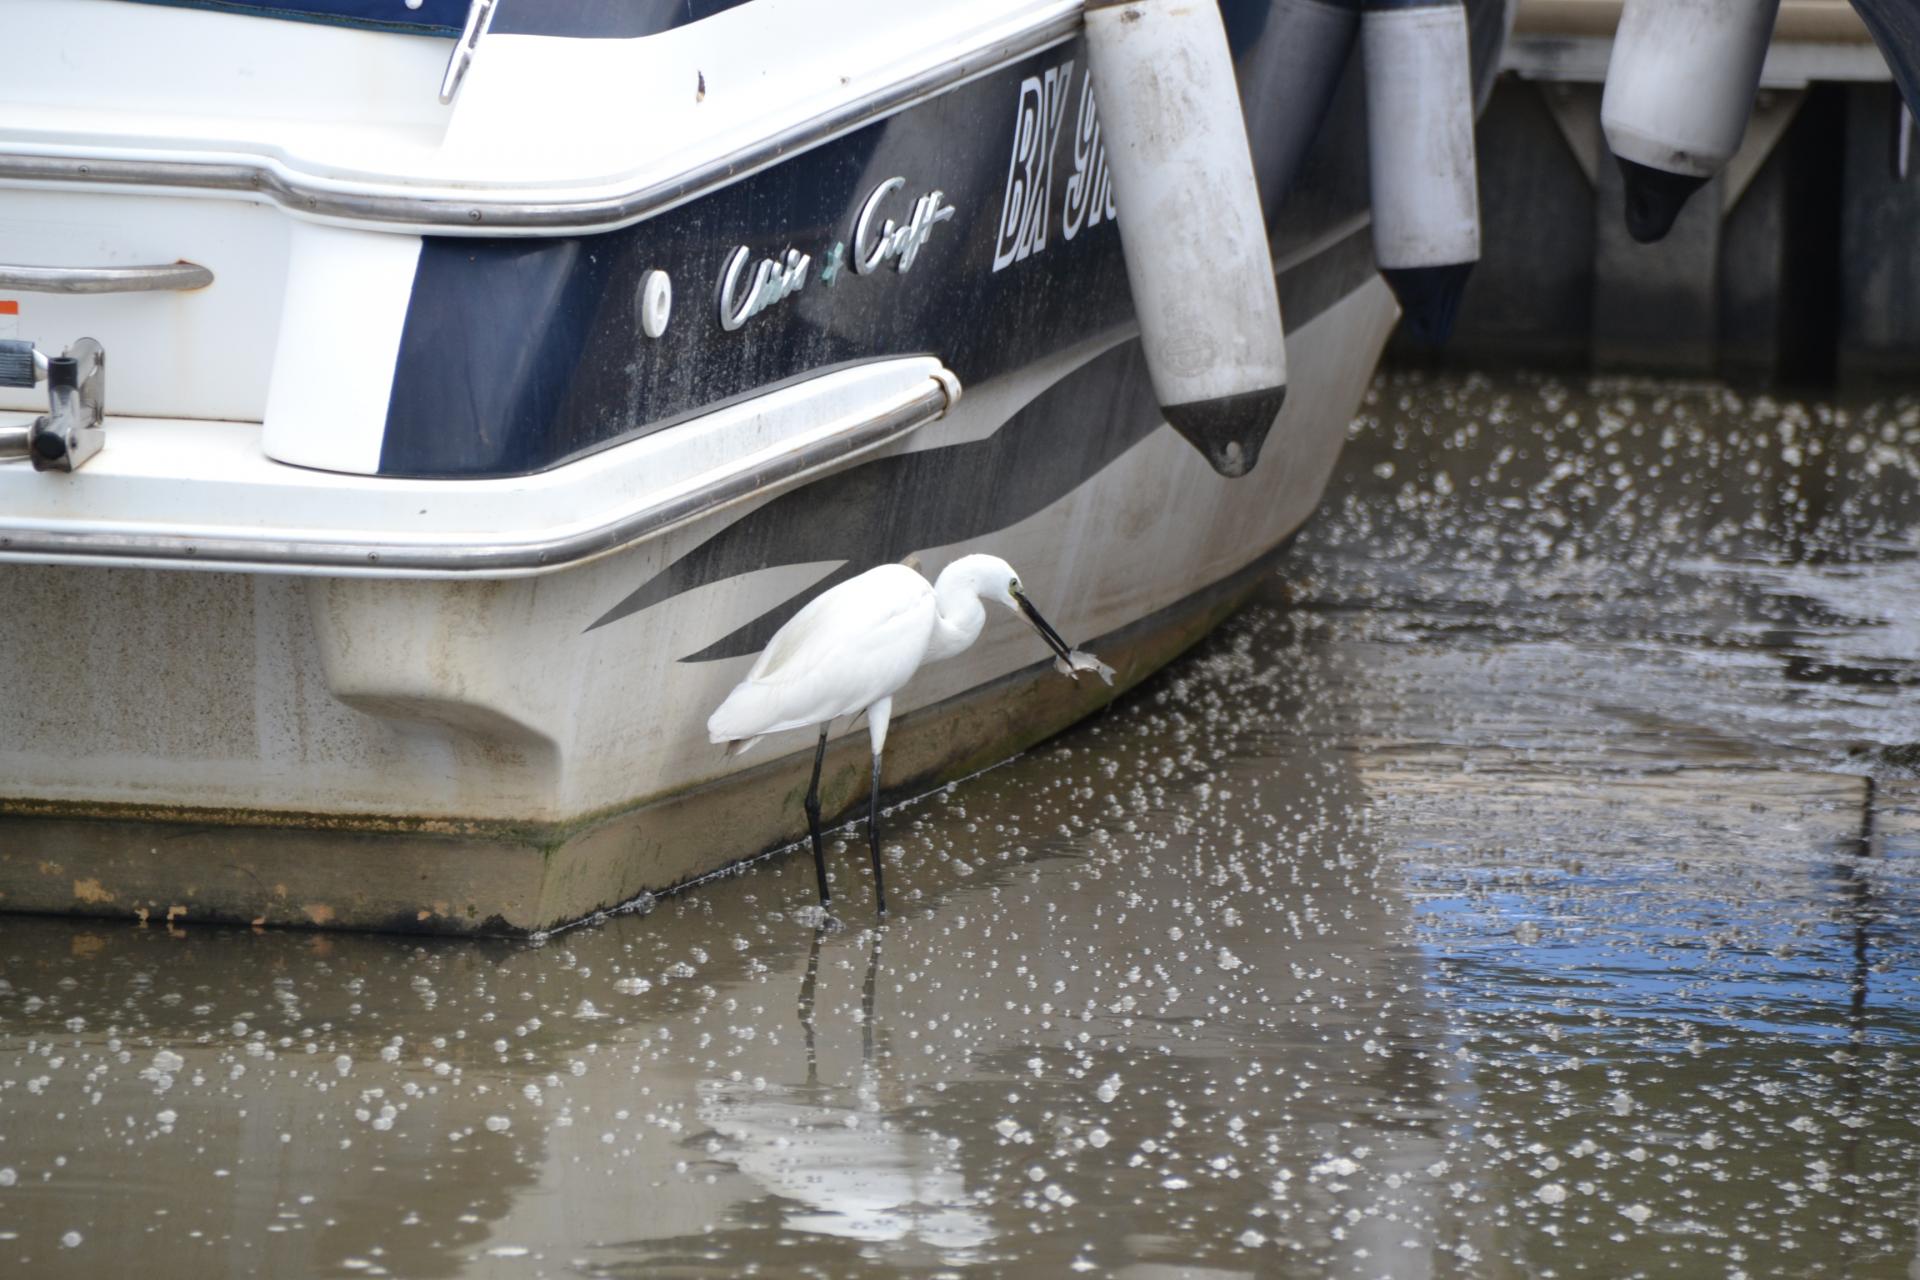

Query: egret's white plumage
706;553;1101;915
707;563;940;755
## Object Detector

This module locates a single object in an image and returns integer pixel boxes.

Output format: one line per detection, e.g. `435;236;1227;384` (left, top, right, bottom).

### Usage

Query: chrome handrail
0;367;960;576
0;263;214;294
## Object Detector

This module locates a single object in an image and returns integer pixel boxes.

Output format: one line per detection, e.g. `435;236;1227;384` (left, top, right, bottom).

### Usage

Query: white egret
707;553;1112;915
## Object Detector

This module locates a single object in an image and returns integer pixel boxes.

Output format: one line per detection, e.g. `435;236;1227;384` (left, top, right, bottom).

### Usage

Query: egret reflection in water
691;928;994;1253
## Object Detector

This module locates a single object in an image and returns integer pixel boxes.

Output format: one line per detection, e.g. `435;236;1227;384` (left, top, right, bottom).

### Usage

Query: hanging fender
1361;0;1484;346
1599;0;1783;243
1084;0;1290;479
1240;0;1363;220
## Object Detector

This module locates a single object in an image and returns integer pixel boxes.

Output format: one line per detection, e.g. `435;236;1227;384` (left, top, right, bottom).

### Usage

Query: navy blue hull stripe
585;223;1377;655
382;1;1339;477
114;0;743;38
380;0;1500;479
491;0;750;39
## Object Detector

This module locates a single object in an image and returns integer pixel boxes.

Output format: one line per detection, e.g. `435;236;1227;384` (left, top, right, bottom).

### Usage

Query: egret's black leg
861;927;883;1063
804;725;831;908
799;925;824;1089
867;751;889;917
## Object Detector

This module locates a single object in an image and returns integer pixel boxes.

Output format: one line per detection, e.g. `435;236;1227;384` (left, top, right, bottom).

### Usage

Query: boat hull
0;270;1395;933
0;0;1472;932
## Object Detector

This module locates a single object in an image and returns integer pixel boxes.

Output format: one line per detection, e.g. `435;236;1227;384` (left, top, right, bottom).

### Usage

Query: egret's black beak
1013;589;1074;664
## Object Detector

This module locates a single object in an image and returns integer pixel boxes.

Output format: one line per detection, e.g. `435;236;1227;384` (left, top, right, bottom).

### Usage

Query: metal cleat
0;337;105;472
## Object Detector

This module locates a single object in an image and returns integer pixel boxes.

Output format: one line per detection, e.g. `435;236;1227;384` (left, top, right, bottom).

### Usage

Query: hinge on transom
0;337;106;472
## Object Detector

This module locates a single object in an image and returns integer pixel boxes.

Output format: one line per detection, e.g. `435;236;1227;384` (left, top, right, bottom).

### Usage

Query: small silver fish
1054;649;1116;685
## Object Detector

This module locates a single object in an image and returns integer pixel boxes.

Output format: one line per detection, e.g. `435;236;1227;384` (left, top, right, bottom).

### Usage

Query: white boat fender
1362;0;1482;346
1239;0;1363;218
1600;0;1782;243
1085;0;1289;479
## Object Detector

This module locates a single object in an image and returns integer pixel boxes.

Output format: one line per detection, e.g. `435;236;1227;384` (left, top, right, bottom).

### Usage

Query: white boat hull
0;275;1394;931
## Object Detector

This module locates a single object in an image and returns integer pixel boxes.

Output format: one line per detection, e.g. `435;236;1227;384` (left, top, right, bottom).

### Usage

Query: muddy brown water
3;372;1918;1278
